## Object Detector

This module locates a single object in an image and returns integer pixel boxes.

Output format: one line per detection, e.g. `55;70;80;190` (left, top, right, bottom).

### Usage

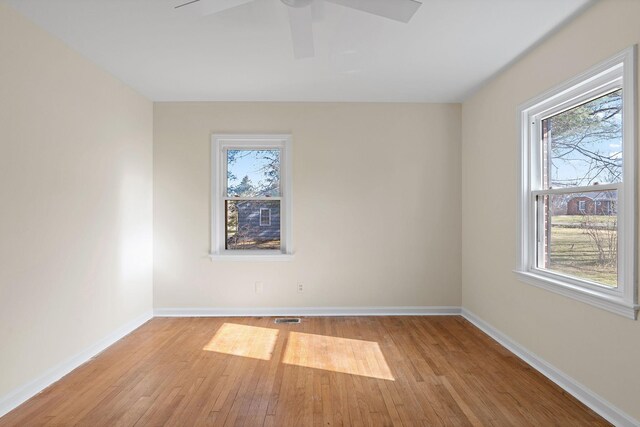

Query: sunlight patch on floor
282;332;394;380
203;323;279;360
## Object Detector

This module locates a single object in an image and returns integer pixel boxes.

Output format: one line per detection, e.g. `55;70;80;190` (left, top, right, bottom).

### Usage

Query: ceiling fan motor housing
281;0;314;8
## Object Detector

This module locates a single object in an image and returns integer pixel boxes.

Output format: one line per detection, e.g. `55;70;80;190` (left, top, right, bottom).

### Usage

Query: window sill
514;270;638;320
209;252;294;262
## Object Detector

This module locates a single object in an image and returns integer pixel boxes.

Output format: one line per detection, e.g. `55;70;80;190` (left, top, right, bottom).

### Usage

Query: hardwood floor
0;316;609;426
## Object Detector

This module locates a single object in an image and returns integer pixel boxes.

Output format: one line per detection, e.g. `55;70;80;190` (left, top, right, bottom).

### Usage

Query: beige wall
461;0;640;420
154;102;461;309
8;0;638;419
0;4;153;400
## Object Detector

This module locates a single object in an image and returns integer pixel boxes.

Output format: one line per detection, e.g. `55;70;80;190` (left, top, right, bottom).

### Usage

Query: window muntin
517;47;637;319
211;135;292;258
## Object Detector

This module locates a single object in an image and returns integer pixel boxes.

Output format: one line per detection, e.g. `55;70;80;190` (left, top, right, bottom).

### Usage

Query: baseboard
461;308;639;427
7;307;631;426
154;306;461;317
0;310;153;418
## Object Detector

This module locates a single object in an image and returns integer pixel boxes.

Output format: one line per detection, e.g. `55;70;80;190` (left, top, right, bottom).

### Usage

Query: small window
260;208;271;226
578;200;586;213
211;135;293;260
516;47;637;319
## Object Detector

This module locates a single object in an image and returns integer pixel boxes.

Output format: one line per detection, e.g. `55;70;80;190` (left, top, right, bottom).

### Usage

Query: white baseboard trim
0;310;153;419
461;308;639;427
8;307;631;426
154;306;461;317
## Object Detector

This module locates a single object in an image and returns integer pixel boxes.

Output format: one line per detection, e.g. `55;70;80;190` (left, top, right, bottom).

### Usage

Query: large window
211;134;293;260
517;47;637;319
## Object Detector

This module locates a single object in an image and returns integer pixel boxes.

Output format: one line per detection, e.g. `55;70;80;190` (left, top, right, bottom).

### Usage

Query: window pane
538;190;618;287
226;200;280;250
227;150;280;197
542;90;622;188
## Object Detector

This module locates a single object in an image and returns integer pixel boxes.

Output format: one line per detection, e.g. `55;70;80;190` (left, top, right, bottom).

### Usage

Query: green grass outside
552;215;616;226
548;216;617;287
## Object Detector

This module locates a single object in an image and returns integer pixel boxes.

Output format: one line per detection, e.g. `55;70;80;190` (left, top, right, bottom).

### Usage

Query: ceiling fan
174;0;422;59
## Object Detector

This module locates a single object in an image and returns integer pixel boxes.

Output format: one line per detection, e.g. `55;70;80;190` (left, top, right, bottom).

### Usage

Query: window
260;208;271;226
211;134;293;260
516;47;638;319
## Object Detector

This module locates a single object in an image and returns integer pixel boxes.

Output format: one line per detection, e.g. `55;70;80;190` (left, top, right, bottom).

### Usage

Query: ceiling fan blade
325;0;421;23
175;0;201;9
175;0;255;16
287;5;315;59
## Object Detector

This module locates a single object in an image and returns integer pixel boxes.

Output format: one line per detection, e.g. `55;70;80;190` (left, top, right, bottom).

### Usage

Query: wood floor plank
0;316;611;427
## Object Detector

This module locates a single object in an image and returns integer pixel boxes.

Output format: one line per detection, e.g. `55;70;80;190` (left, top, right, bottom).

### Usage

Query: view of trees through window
225;150;281;250
540;90;622;286
227;149;280;197
546;89;622;188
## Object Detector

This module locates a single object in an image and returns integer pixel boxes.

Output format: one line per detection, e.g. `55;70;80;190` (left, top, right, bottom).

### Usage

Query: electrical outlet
255;281;264;294
297;282;304;293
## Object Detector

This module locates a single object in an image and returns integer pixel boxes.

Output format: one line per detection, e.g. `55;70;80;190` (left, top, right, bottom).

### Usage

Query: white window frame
210;134;293;261
516;46;638;319
259;208;271;226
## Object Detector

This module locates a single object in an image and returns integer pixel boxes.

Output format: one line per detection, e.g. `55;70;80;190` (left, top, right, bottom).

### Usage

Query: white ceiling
3;0;591;102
